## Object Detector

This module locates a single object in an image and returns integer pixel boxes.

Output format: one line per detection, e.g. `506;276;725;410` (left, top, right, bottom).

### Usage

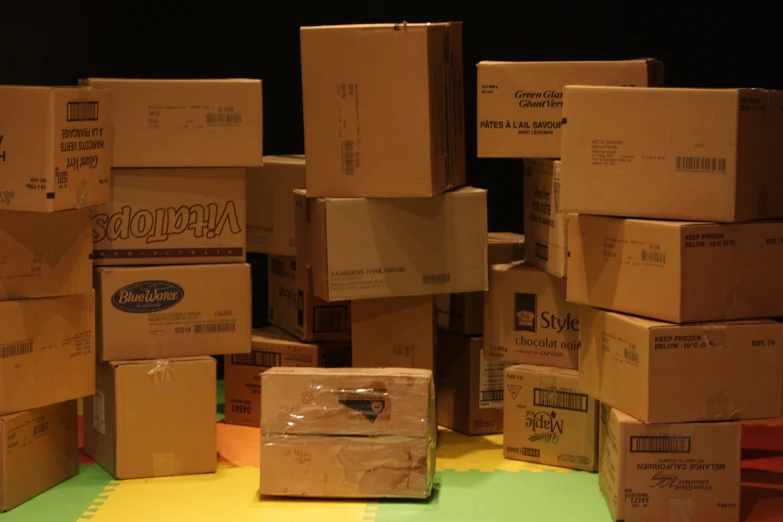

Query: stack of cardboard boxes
79;79;262;479
0;85;111;510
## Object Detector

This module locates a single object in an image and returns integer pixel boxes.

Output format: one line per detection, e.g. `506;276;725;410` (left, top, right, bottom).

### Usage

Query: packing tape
147;359;175;389
668;498;695;522
706;391;737;420
77;179;89;208
152;452;181;477
702;325;726;350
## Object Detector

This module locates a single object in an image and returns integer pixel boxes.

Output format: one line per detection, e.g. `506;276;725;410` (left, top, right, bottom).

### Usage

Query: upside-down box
260;367;436;499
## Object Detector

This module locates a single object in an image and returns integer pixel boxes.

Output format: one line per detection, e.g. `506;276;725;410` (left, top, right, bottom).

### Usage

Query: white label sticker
479;348;508;409
93;390;106;435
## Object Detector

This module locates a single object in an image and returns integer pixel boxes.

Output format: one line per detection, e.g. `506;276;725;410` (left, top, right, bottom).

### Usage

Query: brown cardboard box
84;356;217;479
295;187;487;301
523;159;567;278
0;208;92;301
0;400;78;512
268;255;351;342
224;326;351;427
560;86;783;221
484;263;579;368
352;296;435;370
476;59;662;158
0;292;94;416
504;365;598;471
247;155;305;256
567;214;783;322
260;367;436;498
80;78;263;168
92;168;246;265
600;404;741;522
437;330;507;435
0;86;111;212
300;23;465;198
580;307;783;423
436;232;525;335
95;264;251;361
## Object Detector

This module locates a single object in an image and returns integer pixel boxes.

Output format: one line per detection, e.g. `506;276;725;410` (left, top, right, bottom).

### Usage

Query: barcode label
423;273;451;285
535;242;549;261
194;323;236;334
625;348;639;363
270;257;286;277
675;156;727;173
1;340;33;359
641;250;666;264
206;112;242;125
533;388;589;412
33;421;49;436
481;390;504;402
231;351;281;368
320;347;351;368
342;140;355;175
67;101;99;121
631;436;692;453
314;306;347;333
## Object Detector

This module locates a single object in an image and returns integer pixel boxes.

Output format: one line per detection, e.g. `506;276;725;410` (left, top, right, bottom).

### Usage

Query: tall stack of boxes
0;85;111;510
79;79;261;479
476;59;664;473
560;86;783;522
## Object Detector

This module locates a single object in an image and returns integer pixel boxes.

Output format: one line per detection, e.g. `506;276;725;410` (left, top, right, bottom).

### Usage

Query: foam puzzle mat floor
3;383;783;521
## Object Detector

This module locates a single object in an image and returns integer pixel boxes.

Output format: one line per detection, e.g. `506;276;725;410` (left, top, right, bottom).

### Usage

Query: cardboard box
567;214;783;322
80;78;262;168
300;23;465;198
580;307;783;423
92;167;246;265
0;400;78;512
352;296;435;370
0;292;94;416
268;255;351;342
437;330;507;435
599;404;741;522
0;208;92;301
247;155;305;256
436;232;525;335
476;59;662;158
0;86;111;212
524;159;566;278
295;187;487;301
260;367;436;498
224;326;351;427
560;86;783;221
484;263;579;368
84;356;216;479
95;264;251;361
504;365;598;471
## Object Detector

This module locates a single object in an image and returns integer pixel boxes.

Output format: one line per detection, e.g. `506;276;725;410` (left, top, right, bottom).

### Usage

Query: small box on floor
504;365;598;471
80;78;263;168
224;326;351;427
600;405;741;522
268;255;351;342
580;306;783;423
436;232;525;335
523;159;567;278
91;167;246;266
0;400;78;512
260;367;436;499
476;59;662;158
568;214;783;322
300;23;465;198
0;208;92;301
247;155;305;256
0;292;94;416
84;357;217;480
484;263;579;368
352;295;435;370
94;264;252;361
295;187;488;301
437;330;507;435
560;86;783;222
0;85;111;212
